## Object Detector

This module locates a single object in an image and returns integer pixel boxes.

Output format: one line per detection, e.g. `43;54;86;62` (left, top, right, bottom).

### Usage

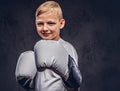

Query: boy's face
36;12;65;41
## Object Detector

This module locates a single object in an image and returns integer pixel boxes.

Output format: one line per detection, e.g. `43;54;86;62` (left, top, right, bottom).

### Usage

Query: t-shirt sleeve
58;39;79;66
69;45;79;66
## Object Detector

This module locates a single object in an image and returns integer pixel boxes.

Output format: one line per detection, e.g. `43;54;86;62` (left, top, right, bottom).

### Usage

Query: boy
15;1;82;91
35;1;82;91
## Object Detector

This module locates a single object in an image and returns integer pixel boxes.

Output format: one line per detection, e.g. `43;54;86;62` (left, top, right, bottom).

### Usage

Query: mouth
42;33;51;37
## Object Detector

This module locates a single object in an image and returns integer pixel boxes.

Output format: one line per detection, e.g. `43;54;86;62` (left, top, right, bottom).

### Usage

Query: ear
60;19;65;29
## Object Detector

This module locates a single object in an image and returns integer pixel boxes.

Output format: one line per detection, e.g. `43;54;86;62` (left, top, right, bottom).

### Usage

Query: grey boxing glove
15;51;37;89
34;40;82;88
34;40;69;80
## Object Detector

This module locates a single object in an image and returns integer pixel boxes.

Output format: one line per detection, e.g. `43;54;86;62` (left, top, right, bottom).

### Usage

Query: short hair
35;1;63;19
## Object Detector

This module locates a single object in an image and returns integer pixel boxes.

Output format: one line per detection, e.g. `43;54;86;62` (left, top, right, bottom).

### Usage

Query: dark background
0;0;120;91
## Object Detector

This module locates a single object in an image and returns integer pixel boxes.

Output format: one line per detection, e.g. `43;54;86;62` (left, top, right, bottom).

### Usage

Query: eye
36;22;44;26
47;22;56;26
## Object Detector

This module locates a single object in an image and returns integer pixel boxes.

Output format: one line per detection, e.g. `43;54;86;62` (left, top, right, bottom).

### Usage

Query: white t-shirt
35;38;79;91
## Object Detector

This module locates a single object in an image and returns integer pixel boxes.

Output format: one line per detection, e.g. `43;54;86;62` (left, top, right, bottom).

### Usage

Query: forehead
36;11;60;20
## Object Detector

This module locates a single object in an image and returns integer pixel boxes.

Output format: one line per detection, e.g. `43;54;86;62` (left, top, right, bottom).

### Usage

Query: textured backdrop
0;0;120;91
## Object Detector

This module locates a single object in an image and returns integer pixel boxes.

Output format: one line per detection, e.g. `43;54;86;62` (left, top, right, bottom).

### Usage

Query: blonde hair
35;1;63;19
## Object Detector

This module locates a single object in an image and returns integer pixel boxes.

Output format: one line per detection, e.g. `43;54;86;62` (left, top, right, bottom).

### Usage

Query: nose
43;24;48;32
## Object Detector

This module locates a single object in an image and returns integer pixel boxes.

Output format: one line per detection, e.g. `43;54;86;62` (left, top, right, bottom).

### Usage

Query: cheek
52;25;60;31
54;29;60;35
52;29;59;34
36;26;42;32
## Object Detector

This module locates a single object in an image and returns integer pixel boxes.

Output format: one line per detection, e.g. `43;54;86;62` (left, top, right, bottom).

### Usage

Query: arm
63;55;82;88
61;42;82;89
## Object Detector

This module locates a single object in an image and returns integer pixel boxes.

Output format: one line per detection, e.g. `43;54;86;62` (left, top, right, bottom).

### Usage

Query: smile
42;33;51;37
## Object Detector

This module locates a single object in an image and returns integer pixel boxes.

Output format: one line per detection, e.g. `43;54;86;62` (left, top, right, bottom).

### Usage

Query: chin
41;37;52;40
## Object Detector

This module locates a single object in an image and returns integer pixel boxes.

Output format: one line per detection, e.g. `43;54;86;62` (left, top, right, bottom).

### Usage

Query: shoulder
58;39;78;64
58;38;75;50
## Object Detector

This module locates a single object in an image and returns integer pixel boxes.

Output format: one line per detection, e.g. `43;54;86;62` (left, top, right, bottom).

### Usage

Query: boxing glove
15;51;37;89
34;40;82;88
34;40;69;80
